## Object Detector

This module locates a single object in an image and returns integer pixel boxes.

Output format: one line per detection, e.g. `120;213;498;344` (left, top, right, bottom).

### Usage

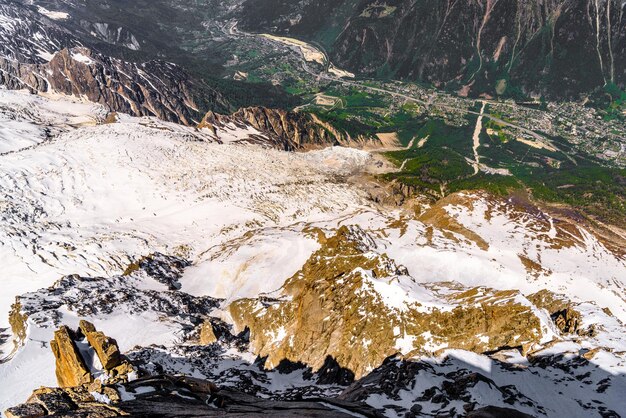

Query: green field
382;113;625;226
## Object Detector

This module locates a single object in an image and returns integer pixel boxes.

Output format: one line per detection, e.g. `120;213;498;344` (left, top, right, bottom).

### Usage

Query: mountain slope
0;1;229;123
237;0;626;99
0;3;625;417
0;87;624;418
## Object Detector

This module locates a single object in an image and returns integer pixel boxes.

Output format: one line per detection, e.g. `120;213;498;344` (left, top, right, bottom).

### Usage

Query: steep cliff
1;47;204;124
0;2;229;125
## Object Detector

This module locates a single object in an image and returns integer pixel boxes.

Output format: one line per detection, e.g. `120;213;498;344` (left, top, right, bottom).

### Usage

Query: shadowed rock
467;406;535;418
3;403;46;418
5;375;384;417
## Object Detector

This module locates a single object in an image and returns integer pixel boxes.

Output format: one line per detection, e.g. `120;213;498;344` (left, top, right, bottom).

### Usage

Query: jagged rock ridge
2;47;201;124
200;106;385;150
0;2;225;124
229;225;551;378
4;252;623;417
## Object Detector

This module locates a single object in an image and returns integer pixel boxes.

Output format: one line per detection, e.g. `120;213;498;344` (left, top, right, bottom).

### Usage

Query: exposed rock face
467;407;534;418
527;289;597;337
79;320;122;370
50;326;92;388
0;3;231;125
230;225;546;378
3;402;47;418
7;301;28;351
12;254;220;335
239;0;626;98
200;107;383;150
50;321;134;388
123;253;189;290
552;308;582;335
2;47;203;125
79;21;141;51
199;321;218;345
6;385;123;418
338;355;540;418
0;2;79;64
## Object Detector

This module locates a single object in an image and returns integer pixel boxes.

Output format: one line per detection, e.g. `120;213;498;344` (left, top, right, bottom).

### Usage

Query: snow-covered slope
0;88;371;330
0;2;77;63
0;88;104;154
0;88;624;417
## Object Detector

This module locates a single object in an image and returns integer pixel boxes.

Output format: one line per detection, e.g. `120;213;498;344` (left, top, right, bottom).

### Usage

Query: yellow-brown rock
79;320;122;370
230;226;544;378
50;326;92;388
197;111;218;135
108;361;135;383
8;300;28;345
527;290;585;335
553;308;581;334
199;321;218;345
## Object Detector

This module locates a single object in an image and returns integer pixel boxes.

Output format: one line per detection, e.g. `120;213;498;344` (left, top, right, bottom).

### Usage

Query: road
227;21;561;151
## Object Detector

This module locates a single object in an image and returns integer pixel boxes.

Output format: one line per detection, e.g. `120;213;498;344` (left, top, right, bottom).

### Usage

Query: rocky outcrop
527;289;597;337
12;254;220;334
122;252;189;290
7;301;28;352
467;406;535;418
4;402;47;418
338;355;539;418
199;320;218;345
79;320;122;370
230;225;546;378
50;321;134;388
6;368;383;417
200;107;382;150
50;326;92;388
552;308;582;335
